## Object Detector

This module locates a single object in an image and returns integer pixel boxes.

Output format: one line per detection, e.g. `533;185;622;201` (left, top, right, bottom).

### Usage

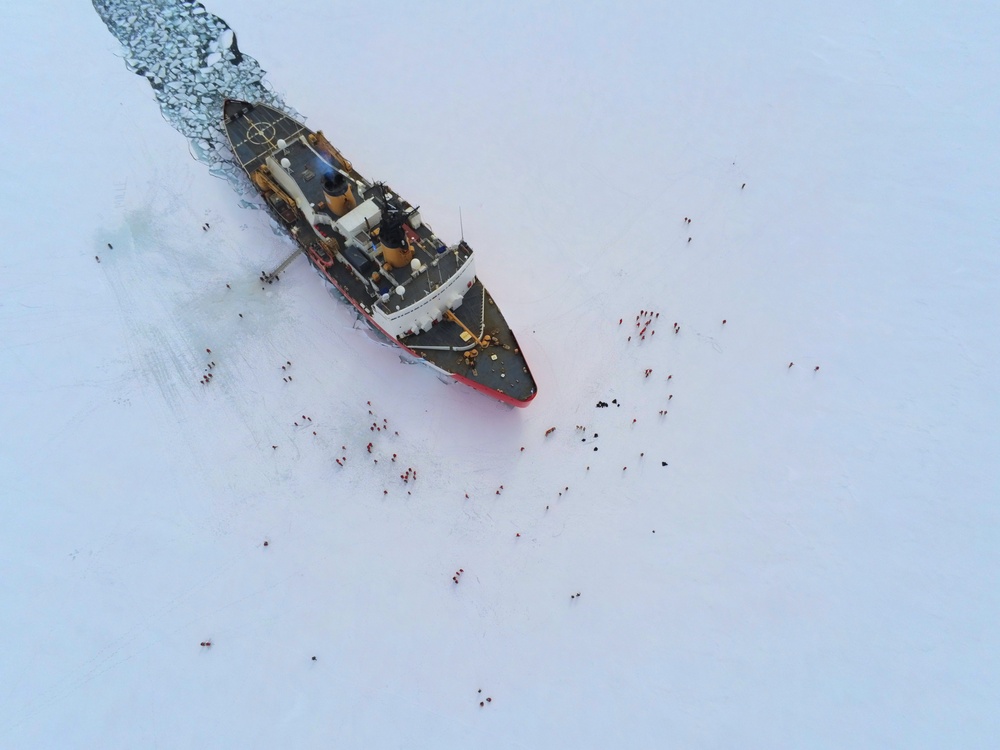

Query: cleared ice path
92;0;301;193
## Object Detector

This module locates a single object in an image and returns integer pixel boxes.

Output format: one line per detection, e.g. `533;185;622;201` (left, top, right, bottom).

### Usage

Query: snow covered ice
1;0;998;747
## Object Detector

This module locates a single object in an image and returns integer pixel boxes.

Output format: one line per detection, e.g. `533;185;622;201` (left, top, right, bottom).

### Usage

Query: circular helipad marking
246;121;277;146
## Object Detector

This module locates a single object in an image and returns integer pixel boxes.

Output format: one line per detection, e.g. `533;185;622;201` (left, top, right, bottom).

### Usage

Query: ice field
1;0;998;746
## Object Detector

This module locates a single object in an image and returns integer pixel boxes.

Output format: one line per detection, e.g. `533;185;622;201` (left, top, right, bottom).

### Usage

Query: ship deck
227;102;473;319
225;101;309;174
223;100;537;404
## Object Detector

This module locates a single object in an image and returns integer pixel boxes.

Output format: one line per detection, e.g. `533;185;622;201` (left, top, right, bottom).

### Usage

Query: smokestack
377;210;415;269
322;172;356;216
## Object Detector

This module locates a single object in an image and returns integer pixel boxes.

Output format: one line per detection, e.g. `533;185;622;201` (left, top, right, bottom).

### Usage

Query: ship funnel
377;210;415;269
322;171;357;217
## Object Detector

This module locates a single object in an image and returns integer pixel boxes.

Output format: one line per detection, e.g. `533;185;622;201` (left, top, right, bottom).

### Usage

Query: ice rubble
92;0;300;192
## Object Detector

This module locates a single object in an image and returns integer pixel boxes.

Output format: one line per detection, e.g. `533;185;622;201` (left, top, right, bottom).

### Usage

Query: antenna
459;206;464;244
